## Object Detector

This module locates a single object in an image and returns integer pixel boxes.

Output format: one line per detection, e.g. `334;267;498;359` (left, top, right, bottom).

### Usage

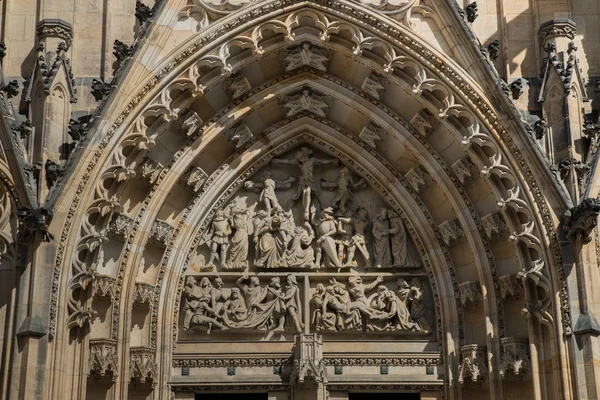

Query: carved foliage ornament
130;347;158;387
458;344;488;385
89;339;118;381
500;338;531;380
563;198;600;243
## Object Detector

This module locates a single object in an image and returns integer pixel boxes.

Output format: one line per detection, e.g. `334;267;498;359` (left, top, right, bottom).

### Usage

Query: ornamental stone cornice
538;18;577;43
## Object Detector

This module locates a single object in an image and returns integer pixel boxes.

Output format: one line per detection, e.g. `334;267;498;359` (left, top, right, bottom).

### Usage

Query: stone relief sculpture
310;276;429;334
198;145;421;271
182;275;305;334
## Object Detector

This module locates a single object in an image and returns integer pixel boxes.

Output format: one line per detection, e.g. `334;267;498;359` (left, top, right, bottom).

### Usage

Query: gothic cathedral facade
0;1;599;400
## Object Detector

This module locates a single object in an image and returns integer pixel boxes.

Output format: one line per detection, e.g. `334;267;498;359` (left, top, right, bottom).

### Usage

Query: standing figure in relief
349;207;371;267
347;275;384;308
253;211;279;268
372;208;392;268
279;274;304;333
408;278;431;333
227;206;251;270
314;207;343;269
211;276;229;315
266;277;287;331
202;209;232;268
272;147;339;221
336;209;355;267
244;169;295;217
235;275;281;330
321;167;365;214
311;284;336;331
388;210;417;267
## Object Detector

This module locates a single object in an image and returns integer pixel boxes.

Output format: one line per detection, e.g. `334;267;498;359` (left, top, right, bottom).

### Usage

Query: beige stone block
505;14;534;41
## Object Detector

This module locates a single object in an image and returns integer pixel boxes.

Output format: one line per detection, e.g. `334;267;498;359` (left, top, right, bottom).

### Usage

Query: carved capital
224;73;251;99
291;334;327;388
499;274;524;301
282;42;329;72
452;157;479;185
133;283;155;309
481;213;508;240
539;18;577;44
410;109;438;137
149;220;173;247
89;339;118;382
500;338;531;380
91;275;116;302
108;214;134;240
458;281;482;307
173;109;203;137
36;19;73;47
130;347;158;387
224;124;253;148
563;198;600;243
138;157;163;184
458;344;488;385
359;122;385;149
180;166;208;193
361;73;387;99
405;166;433;193
439;219;465;246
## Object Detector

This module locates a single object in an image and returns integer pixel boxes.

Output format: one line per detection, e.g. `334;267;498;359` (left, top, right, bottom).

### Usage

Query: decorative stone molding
539;18;577;43
282;42;329;72
173;358;290;367
180;166;208;193
439;219;466;246
324;357;441;366
91;275;116;301
410;109;438;137
563;198;600;243
36;19;73;47
481;213;508;240
458;344;488;385
280;87;331;117
132;283;155;309
224;124;253;148
130;347;158;387
458;281;482;307
173;109;203;137
405;166;433;193
223;73;251;99
361;73;387;99
137;158;163;184
149;219;173;247
500;338;531;380
108;214;134;240
358;122;385;149
499;274;524;300
291;334;327;388
89;339;118;381
452;157;479;185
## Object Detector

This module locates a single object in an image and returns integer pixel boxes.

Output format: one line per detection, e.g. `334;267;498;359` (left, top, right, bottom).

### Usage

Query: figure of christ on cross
272;147;339;221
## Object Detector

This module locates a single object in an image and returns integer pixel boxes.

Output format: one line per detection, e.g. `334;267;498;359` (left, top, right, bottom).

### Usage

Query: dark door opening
349;393;420;400
195;394;268;400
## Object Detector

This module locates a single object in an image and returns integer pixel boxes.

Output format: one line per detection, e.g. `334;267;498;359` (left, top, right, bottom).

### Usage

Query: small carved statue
202;209;232;269
406;278;430;333
321;167;365;214
314;207;343;269
227;205;250;270
283;221;317;269
245;169;295;216
337;207;371;267
388;210;417;267
372;208;392;268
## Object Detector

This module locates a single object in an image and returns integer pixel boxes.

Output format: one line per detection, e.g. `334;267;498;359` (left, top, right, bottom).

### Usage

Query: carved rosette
130;347;158;387
458;281;482;307
481;213;508;240
180;166;208;193
405;166;433;193
149;219;173;247
452;157;479;185
89;339;118;381
439;219;466;246
291;334;327;388
458;344;488;385
410;109;438;137
499;274;524;300
359;122;385;149
500;338;531;380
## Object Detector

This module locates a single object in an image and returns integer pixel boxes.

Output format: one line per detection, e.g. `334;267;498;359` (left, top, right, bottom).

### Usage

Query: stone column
290;333;327;400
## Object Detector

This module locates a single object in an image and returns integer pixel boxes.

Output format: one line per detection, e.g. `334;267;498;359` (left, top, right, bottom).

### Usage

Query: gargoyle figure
17;206;54;242
563;198;600;243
